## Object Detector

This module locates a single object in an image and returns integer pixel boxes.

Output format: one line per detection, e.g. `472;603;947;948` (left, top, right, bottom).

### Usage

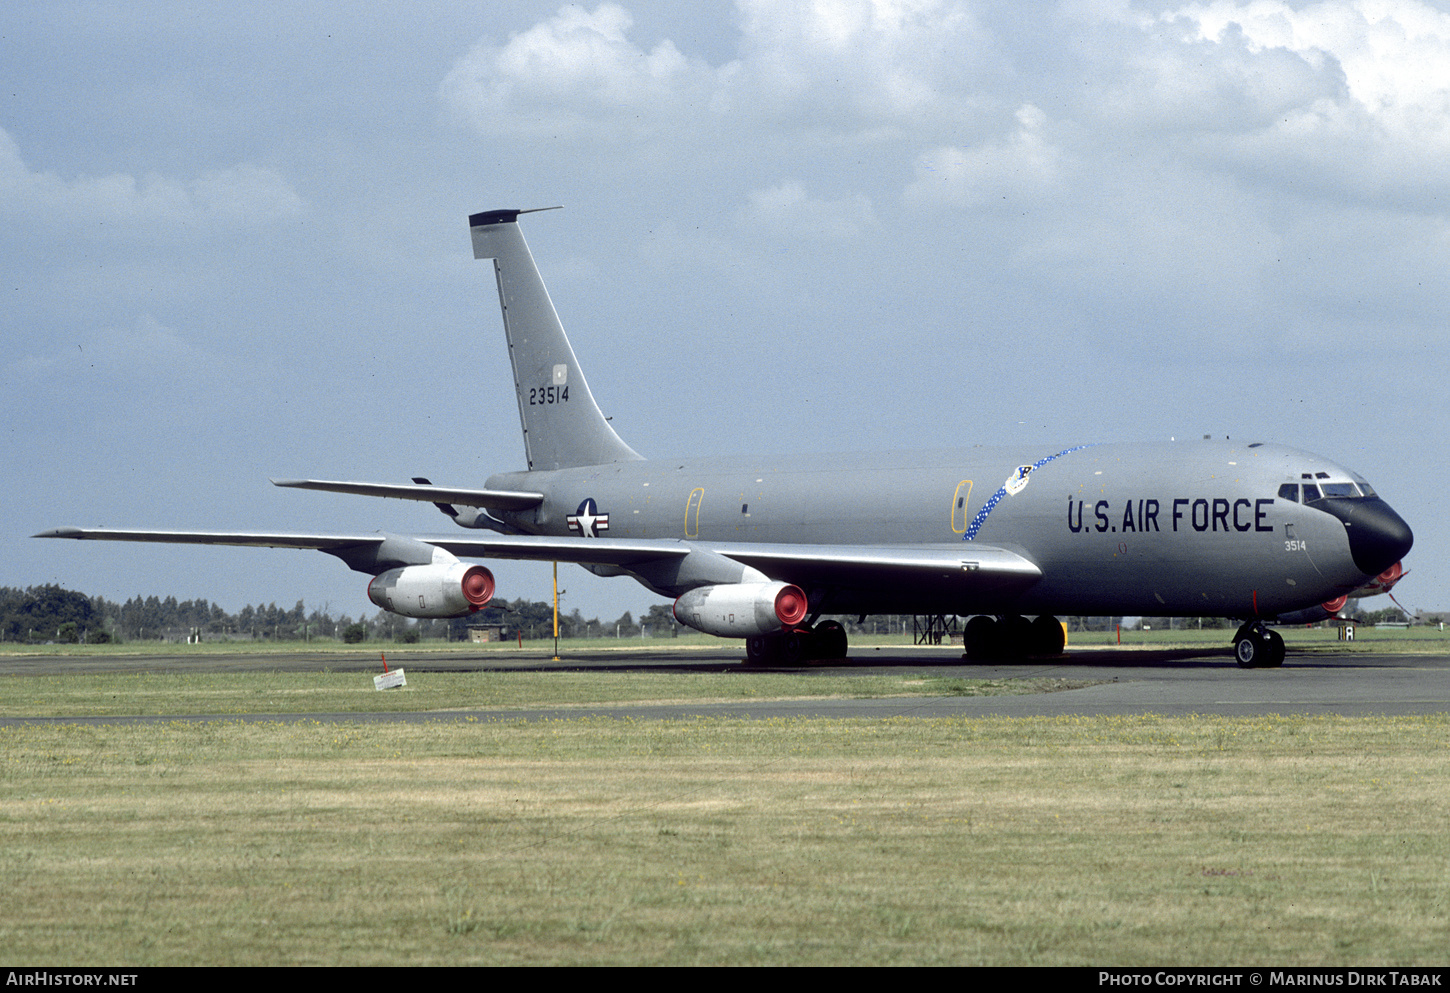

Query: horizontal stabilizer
271;478;543;511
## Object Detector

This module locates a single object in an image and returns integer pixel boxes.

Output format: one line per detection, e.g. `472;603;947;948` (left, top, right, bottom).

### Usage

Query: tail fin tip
469;205;562;230
468;204;641;471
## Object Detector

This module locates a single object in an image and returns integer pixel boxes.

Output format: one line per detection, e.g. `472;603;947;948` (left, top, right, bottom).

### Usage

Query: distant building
467;624;509;643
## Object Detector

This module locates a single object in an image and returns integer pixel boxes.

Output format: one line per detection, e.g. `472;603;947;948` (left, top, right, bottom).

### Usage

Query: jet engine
1276;560;1408;626
673;581;808;637
368;561;495;618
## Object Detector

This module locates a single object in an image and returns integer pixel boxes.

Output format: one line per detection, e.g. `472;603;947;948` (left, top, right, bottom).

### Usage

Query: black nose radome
1313;497;1414;577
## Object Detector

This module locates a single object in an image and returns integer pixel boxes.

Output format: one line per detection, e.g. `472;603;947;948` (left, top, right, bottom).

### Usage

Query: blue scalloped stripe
963;445;1091;541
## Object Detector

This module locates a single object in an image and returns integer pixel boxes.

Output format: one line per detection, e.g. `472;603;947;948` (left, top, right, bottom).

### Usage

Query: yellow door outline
685;488;705;538
951;480;974;534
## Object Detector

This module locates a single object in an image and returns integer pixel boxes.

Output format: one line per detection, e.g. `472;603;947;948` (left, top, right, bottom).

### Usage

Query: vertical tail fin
470;209;643;471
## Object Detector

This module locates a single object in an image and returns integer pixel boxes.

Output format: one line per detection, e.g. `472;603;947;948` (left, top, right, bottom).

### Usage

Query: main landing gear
963;615;1067;660
744;620;849;665
1233;622;1285;669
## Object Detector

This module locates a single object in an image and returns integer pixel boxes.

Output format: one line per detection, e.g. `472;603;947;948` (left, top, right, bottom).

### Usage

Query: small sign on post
373;652;406;690
374;669;406;690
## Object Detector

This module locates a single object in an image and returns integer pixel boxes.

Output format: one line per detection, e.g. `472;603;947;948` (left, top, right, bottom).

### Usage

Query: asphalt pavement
3;643;1447;724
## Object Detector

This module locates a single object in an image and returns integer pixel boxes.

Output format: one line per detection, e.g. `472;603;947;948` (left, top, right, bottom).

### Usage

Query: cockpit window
1295;470;1376;503
1278;483;1299;502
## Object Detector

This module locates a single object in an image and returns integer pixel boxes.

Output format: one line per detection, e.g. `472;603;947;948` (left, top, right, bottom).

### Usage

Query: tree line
0;584;1407;646
0;584;689;645
0;586;1107;645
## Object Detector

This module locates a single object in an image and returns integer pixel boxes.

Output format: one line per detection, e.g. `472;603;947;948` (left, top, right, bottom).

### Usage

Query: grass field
0;670;1090;718
2;643;1448;965
2;712;1448;965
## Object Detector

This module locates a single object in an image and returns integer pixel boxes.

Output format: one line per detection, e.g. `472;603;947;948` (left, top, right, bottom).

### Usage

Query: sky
3;0;1447;627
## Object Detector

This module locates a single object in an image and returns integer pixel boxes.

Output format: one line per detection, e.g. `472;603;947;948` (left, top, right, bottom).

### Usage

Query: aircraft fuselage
487;439;1404;619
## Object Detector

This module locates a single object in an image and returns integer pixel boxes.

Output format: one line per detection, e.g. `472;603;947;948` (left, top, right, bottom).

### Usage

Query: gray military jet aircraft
37;208;1414;668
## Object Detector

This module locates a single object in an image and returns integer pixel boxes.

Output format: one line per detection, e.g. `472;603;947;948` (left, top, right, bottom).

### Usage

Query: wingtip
34;527;84;539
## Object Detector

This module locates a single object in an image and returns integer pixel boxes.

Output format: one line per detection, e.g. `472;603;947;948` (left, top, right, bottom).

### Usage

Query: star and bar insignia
567;498;610;538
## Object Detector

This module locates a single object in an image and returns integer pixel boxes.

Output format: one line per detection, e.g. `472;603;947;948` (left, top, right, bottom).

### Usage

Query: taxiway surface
3;645;1448;725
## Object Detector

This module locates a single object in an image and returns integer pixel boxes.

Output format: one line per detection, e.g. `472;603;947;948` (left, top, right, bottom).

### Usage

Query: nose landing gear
1233;622;1285;668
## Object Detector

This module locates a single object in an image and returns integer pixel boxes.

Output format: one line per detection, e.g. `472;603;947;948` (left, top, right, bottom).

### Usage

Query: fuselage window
1278;483;1299;502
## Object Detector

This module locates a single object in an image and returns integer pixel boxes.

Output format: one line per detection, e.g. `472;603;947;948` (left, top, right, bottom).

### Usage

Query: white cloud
439;3;718;137
728;0;992;128
738;180;877;239
0;126;304;227
1174;0;1450;114
905;104;1061;208
1086;16;1342;133
440;0;992;142
1162;0;1450;201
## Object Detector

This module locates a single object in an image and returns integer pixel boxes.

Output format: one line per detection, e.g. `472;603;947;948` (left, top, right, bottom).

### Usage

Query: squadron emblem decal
1004;464;1034;496
567;498;609;538
963;446;1092;541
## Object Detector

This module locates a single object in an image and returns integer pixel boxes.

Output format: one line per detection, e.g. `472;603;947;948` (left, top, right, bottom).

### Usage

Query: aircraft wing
33;527;388;551
35;528;1040;611
270;478;544;511
694;541;1042;614
32;527;687;572
436;537;1043;613
35;528;1034;574
683;541;1038;589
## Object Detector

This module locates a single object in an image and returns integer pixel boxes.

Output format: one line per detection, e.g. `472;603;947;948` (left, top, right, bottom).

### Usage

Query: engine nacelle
673;582;808;637
367;561;495;618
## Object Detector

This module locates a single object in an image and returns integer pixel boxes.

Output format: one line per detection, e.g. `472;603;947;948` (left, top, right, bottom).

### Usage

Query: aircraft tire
745;635;773;665
814;620;848;660
1001;615;1033;658
964;615;999;659
779;631;807;665
1265;629;1286;668
1234;635;1260;668
1233;625;1282;669
1030;615;1066;657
